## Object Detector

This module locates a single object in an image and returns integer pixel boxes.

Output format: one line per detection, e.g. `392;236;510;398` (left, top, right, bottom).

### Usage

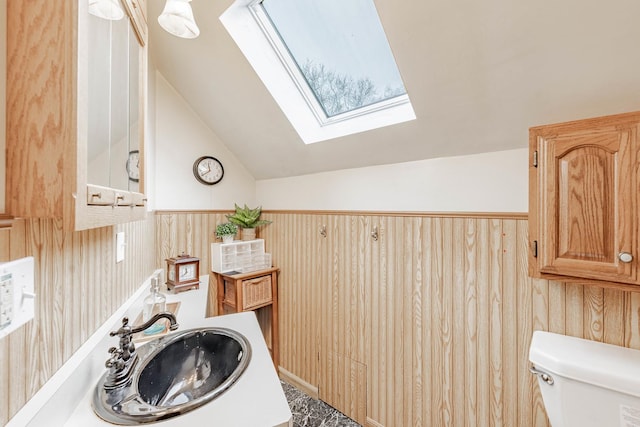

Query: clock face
178;263;196;281
126;150;140;182
193;156;224;185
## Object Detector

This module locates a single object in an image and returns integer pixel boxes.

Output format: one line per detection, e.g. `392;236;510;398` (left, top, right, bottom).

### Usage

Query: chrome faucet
103;313;179;390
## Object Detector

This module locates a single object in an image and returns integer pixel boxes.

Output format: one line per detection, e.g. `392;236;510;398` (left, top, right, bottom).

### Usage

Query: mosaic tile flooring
281;380;361;427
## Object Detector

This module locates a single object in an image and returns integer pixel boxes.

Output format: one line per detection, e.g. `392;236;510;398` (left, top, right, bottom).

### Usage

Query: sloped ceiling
148;0;640;180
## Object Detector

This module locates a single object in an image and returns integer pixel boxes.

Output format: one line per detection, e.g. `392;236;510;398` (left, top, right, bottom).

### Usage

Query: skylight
221;0;415;144
260;0;408;118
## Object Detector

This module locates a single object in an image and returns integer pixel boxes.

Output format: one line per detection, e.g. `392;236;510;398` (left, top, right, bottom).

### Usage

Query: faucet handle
109;317;132;338
105;346;125;370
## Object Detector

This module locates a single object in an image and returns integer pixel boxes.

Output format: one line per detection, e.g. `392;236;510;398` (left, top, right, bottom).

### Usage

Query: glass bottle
142;274;166;335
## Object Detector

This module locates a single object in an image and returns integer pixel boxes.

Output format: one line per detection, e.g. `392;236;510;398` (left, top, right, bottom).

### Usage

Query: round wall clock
193;156;224;185
126;150;140;182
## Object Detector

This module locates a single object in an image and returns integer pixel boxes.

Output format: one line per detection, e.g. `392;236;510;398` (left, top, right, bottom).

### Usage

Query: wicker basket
223;275;273;310
241;275;273;309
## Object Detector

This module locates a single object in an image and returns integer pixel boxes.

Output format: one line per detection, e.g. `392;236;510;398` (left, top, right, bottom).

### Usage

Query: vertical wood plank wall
0;217;155;425
160;211;640;427
154;211;231;314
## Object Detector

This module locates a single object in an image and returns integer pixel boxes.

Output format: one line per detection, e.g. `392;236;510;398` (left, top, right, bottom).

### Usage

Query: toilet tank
529;331;640;427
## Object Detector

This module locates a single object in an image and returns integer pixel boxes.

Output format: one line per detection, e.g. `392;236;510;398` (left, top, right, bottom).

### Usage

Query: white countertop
8;274;292;427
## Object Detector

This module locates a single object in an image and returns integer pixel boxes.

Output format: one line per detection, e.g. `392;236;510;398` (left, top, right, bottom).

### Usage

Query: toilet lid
529;331;640;398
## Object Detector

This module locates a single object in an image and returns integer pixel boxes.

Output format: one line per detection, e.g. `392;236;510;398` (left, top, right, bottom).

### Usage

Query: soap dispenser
142;274;166;335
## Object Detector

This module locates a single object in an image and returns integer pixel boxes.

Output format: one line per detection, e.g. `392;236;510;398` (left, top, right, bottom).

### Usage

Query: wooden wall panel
0;228;11;424
264;213;640;426
0;217;155;425
316;215;370;425
500;220;518;426
154;212;230;280
266;213;323;392
321;350;367;424
487;219;503;427
627;293;640;348
155;211;640;427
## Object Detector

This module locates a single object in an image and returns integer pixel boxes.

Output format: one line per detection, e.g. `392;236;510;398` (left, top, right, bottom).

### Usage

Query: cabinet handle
618;252;634;263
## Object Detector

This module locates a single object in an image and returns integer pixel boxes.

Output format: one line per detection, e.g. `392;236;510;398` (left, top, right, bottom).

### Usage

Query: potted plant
226;204;272;241
216;222;238;244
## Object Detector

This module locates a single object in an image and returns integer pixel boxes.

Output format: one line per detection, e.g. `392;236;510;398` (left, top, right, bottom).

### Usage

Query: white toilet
529;330;640;427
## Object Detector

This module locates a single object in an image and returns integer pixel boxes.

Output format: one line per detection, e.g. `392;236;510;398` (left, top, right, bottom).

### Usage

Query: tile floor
281;381;361;427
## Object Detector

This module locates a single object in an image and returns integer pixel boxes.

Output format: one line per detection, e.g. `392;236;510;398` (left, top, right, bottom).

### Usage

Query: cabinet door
109;16;131;191
530;113;640;285
87;12;135;191
87;13;111;188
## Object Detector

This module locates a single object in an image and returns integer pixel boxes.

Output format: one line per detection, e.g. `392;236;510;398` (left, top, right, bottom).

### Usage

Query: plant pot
241;228;256;241
222;235;234;244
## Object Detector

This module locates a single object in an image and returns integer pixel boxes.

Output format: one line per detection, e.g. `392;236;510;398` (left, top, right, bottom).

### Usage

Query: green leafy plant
216;222;238;237
226;204;272;229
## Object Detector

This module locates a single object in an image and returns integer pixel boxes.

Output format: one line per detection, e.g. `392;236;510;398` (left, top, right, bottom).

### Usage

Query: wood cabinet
529;111;640;288
6;0;147;231
213;267;280;367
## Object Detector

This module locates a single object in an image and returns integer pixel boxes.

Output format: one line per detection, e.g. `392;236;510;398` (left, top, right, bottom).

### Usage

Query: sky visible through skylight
261;0;407;118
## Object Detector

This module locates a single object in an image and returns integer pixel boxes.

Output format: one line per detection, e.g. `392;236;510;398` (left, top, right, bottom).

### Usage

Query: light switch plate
0;256;35;339
116;232;125;263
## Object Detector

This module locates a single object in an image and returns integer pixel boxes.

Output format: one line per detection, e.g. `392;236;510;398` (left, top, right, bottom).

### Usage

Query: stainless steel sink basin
93;327;252;425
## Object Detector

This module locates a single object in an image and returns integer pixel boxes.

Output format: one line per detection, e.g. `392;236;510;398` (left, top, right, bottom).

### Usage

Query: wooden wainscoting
320;350;367;425
154;211;231;315
156;210;640;427
154;211;234;275
0;217;155;425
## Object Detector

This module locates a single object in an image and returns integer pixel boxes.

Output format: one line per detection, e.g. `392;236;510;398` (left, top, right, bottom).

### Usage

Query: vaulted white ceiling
148;0;640;180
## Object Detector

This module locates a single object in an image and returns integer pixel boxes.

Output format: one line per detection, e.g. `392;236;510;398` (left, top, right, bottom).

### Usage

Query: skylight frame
220;0;416;144
249;1;412;126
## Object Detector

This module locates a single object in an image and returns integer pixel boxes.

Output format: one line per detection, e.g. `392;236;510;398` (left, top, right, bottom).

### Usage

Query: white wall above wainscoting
256;148;528;212
153;71;256;210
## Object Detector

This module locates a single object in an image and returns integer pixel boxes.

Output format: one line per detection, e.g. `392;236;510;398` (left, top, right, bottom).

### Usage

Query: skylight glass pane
261;0;407;118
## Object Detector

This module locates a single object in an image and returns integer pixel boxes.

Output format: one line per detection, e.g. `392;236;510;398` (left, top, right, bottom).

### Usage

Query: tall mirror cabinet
6;0;148;231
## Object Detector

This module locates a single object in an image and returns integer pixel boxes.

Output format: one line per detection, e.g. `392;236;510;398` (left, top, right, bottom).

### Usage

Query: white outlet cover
0;256;35;339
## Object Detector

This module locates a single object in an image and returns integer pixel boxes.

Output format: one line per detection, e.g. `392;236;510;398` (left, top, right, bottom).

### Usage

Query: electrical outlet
0;257;35;339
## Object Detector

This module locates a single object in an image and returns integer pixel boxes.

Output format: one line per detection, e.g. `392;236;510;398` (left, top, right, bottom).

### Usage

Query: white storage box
211;239;266;273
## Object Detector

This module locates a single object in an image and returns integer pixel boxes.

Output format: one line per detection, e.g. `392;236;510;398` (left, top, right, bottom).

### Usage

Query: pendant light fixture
158;0;200;39
88;0;125;20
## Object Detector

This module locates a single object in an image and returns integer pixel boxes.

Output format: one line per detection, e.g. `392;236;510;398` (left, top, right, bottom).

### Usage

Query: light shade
88;0;125;20
158;0;200;39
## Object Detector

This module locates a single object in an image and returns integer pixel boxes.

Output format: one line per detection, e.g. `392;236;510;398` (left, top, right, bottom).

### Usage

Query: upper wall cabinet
529;111;640;288
6;0;148;231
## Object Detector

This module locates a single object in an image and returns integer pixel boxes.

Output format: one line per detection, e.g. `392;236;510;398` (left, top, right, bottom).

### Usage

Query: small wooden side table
213;267;280;368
